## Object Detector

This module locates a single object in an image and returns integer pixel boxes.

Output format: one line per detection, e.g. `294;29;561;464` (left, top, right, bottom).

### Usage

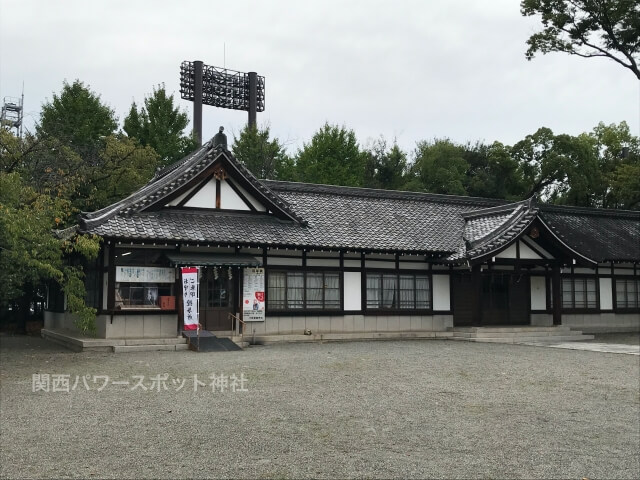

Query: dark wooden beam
552;265;561;325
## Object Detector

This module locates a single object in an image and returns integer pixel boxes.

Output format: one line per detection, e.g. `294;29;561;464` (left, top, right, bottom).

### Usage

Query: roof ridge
264;180;507;206
80;146;220;226
466;203;538;252
462;198;534;220
79;140;307;231
540;204;640;218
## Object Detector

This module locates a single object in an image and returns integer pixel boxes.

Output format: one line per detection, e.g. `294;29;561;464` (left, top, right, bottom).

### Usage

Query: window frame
365;270;432;313
560;275;599;312
114;282;175;310
267;269;342;312
614;277;640;312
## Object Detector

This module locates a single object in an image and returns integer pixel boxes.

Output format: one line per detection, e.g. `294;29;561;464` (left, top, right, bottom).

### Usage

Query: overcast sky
1;0;638;156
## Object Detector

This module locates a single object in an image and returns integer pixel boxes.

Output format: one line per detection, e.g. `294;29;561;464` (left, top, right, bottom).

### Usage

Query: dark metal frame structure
180;60;265;144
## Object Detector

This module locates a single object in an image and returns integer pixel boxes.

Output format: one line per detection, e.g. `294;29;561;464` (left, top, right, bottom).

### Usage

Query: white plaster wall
366;254;396;260
574;267;597;274
530;276;547;310
184;178;216;208
519;241;542;259
599;278;613;310
614;268;636;276
365;260;395;269
344;260;361;268
343;272;361;311
228;180;266;211
496;243;517;258
522;236;553;259
219;179;250;210
267;257;303;266
432;274;451;311
166;185;197;206
398;262;430;270
307;258;340;267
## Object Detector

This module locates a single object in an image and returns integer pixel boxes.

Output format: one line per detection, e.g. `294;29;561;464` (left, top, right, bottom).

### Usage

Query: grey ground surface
1;334;639;479
589;332;640;346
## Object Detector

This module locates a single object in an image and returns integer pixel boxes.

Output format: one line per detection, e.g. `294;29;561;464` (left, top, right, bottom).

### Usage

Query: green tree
37;80;118;154
82;135;160;211
123;84;197;166
589;121;640;208
465;142;526;200
13;130;158;213
231;124;293;180
0;132;101;333
610;161;640;209
295;123;365;186
410;139;469;195
511;127;602;206
521;0;640;79
362;138;408;190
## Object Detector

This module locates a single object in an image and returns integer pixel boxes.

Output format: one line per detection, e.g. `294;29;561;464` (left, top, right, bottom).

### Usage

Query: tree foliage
466;142;525;200
295;123;365;186
362;139;408;190
123;84;197;166
38;80;118;154
1;80;161;333
410;139;469;195
232;125;294;180
521;0;640;78
0;138;101;333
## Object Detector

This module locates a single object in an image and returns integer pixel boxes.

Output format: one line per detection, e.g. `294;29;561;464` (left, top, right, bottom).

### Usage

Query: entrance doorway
199;267;235;331
481;273;529;325
453;272;530;326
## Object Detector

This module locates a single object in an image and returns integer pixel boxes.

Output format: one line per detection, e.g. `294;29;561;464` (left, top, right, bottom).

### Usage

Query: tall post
193;60;203;146
471;264;482;327
248;71;257;129
552;265;562;325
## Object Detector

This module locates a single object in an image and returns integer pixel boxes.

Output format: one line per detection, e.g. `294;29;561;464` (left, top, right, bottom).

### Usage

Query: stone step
247;331;453;345
453;330;579;338
451;334;594;344
124;337;187;346
452;326;571;333
113;343;190;353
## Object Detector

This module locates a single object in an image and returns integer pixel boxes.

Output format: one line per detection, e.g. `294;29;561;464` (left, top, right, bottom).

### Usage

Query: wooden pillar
471;264;482;326
176;268;184;333
107;243;116;311
552;265;561;325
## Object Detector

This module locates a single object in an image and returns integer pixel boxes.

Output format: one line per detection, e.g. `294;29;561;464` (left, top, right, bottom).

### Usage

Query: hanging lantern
228;267;233;280
213;267;219;280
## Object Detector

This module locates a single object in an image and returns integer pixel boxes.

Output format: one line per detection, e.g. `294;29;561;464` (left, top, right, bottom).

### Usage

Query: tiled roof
264;181;503;253
445;199;539;262
78;144;640;261
80;140;304;231
539;205;640;262
85;185;503;254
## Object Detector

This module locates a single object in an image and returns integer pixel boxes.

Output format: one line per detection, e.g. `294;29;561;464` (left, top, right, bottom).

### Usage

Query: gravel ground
1;335;639;479
589;332;640;346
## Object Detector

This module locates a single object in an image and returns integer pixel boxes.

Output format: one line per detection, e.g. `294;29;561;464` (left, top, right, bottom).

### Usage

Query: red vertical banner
181;267;199;330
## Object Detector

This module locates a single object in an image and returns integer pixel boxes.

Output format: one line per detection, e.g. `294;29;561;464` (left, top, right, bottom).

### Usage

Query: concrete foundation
243;314;454;336
562;313;640;333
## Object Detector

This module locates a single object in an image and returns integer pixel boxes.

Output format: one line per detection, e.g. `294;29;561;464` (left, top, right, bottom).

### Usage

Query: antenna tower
1;87;24;138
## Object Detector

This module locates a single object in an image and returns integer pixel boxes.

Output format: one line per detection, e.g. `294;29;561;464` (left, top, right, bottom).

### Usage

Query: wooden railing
228;313;245;337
